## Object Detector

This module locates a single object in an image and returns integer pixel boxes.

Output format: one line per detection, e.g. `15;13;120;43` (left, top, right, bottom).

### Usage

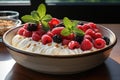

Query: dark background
0;0;120;23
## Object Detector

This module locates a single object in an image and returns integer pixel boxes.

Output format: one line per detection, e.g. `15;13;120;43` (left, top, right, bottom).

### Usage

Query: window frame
45;0;120;6
0;0;31;6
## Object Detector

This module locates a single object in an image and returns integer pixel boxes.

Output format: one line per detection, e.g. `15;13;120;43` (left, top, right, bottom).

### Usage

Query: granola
0;19;15;36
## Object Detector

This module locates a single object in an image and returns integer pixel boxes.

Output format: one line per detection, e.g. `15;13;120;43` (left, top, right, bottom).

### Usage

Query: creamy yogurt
12;34;98;55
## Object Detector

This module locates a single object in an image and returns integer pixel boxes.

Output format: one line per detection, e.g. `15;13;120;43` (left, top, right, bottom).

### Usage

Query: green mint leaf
42;14;52;22
21;15;37;23
63;17;72;29
37;3;46;19
61;28;71;36
31;11;40;21
72;20;79;28
41;21;50;31
61;17;85;36
73;28;85;36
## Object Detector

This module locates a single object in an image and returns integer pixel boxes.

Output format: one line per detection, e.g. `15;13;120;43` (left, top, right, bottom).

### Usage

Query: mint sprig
21;3;52;31
61;17;85;36
37;3;46;19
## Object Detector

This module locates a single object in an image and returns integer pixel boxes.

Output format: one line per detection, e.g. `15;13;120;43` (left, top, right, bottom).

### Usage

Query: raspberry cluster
17;18;110;51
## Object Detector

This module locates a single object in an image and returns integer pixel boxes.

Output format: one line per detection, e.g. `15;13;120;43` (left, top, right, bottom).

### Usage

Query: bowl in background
0;11;21;42
0;11;19;19
3;24;117;74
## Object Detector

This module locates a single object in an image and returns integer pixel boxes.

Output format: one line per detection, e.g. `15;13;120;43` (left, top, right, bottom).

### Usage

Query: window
0;0;31;6
46;0;120;5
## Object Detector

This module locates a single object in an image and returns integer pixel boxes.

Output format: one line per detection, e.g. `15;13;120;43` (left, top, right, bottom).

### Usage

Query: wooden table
0;24;120;80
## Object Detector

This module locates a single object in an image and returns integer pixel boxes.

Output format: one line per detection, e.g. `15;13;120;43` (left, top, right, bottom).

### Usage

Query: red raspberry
33;28;46;38
62;33;75;40
23;29;32;37
88;22;97;29
47;31;54;37
94;28;100;33
23;23;28;29
48;18;60;29
32;32;41;41
68;41;80;50
17;28;25;35
51;27;64;35
36;28;46;34
37;23;42;29
94;38;106;49
82;24;91;32
77;25;84;31
81;39;93;51
94;32;102;39
62;39;71;45
85;29;95;38
84;35;93;42
41;34;52;45
67;33;75;40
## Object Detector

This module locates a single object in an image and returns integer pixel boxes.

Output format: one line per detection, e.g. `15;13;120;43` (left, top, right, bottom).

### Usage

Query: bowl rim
0;10;19;19
2;24;117;58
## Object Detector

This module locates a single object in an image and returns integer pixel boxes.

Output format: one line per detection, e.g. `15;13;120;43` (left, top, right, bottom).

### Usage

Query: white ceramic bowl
3;24;117;74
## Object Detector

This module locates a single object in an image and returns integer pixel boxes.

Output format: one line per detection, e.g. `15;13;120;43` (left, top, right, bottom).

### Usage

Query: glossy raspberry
82;24;91;32
94;38;106;49
41;34;52;45
32;32;41;41
94;28;100;33
17;28;25;35
37;23;42;29
88;22;97;29
48;18;60;29
94;32;102;39
68;41;80;50
23;23;28;29
77;25;84;31
81;39;93;51
23;29;32;37
84;35;92;42
85;29;95;38
63;33;75;40
51;27;64;35
33;28;46;38
53;35;62;43
62;39;71;45
47;31;54;37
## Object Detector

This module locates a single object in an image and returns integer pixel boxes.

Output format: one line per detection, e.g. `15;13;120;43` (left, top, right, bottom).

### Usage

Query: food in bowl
10;4;110;55
3;3;117;74
0;11;21;40
11;20;110;55
0;19;15;36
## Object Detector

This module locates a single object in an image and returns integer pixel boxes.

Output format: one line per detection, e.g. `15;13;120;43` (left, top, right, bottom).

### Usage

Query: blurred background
0;0;120;23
